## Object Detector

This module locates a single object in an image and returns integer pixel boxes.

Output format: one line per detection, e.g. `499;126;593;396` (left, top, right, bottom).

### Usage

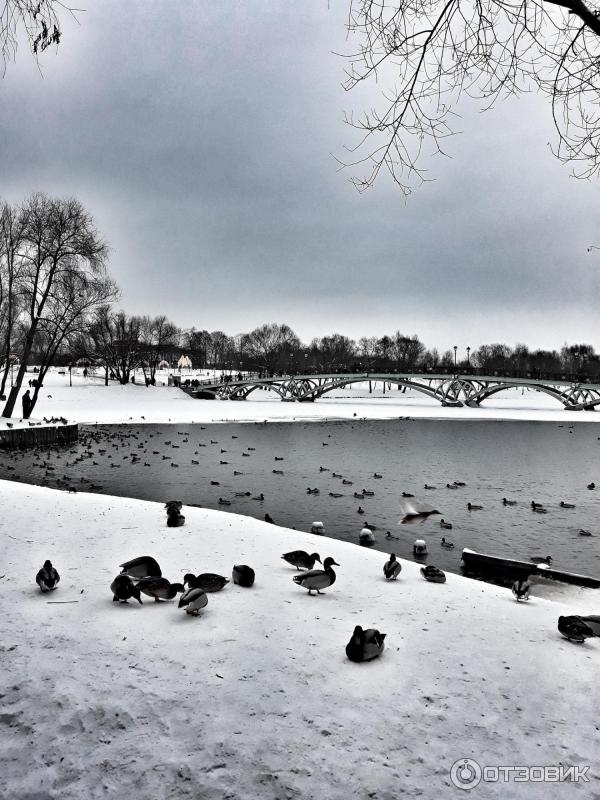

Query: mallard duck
273;469;284;475
357;506;365;514
235;491;251;497
502;498;516;506
218;497;231;506
441;537;454;549
119;555;162;579
346;626;386;662
587;482;595;490
274;456;284;461
511;579;530;602
36;560;60;592
399;501;440;524
329;492;343;498
440;519;453;530
383;553;401;580
533;506;547;514
292;557;339;595
353;492;365;499
332;472;342;478
420;565;446;583
530;554;552;565
319;466;329;472
424;484;436;490
232;564;255;587
558;615;596;643
178;587;208;616
467;503;483;511
210;480;220;486
342;479;353;485
110;574;142;604
306;487;320;494
373;473;383;479
453;481;466;487
579;529;593;536
135;576;185;601
362;489;374;496
446;483;458;490
252;493;265;501
281;551;321;570
401;491;414;498
183;572;229;593
560;501;575;509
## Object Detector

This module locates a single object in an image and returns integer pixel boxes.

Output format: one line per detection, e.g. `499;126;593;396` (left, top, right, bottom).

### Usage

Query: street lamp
453;345;457;372
466;346;471;367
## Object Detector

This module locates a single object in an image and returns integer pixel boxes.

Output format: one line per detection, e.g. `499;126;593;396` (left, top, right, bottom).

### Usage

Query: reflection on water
2;418;599;577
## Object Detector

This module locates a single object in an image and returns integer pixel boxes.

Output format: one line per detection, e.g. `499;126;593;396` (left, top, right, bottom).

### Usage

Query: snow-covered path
1;481;597;798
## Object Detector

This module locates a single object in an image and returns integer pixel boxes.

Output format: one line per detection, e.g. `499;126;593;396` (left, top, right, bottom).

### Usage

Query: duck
281;551;322;570
218;497;232;506
184;572;229;593
110;574;142;604
233;470;244;476
401;491;414;498
235;491;251;497
558;615;597;643
579;529;593;536
319;466;329;472
306;487;320;494
272;469;284;475
265;513;275;524
292;557;339;595
353;491;365;499
135;576;185;601
530;554;552;565
420;565;447;583
362;489;374;496
441;537;454;549
36;560;60;592
119;555;162;579
210;480;220;486
446;483;458;490
511;579;530;602
274;456;284;461
385;530;400;540
587;482;595;490
440;519;453;530
467;503;483;511
252;493;265;501
328;492;343;498
357;506;365;515
453;481;466;487
345;626;386;662
178;587;208;616
373;473;383;479
332;472;342;478
399;501;440;524
532;506;547;514
383;553;401;580
560;501;575;509
424;484;436;490
502;498;517;506
342;479;353;485
232;564;255;587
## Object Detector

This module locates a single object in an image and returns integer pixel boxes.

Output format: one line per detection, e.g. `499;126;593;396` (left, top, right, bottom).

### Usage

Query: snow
9;368;600;426
1;480;597;798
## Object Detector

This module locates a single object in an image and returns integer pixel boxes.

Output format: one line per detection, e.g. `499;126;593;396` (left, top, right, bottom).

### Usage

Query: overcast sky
0;0;599;355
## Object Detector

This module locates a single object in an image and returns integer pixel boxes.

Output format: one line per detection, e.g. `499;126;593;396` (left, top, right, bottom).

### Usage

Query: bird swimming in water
252;493;265;501
36;560;60;592
420;565;446;583
373;473;382;479
119;555;162;579
232;564;255;587
511;579;530;601
530;555;552;565
110;574;142;604
345;626;386;662
383;553;401;580
441;537;454;549
218;497;231;506
399;501;440;524
357;506;365;514
560;501;575;509
329;492;343;498
446;483;458;490
502;498;517;506
440;519;453;529
587;482;595;490
579;529;593;537
264;513;275;524
178;587;208;616
424;484;436;490
402;491;414;498
558;615;597;643
467;503;483;511
184;572;229;593
292;557;339;595
135;576;185;601
281;551;322;570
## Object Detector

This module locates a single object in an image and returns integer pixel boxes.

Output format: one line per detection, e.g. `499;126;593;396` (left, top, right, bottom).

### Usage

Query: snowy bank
10;369;600;425
0;481;597;798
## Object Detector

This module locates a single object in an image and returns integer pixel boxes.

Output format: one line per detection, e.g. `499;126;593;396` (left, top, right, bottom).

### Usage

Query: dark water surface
2;418;599;577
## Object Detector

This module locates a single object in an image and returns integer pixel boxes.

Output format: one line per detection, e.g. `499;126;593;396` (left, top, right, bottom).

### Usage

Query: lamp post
466;346;471;368
453;345;457;373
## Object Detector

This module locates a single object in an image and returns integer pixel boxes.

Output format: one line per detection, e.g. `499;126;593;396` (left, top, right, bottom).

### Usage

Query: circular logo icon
450;758;482;790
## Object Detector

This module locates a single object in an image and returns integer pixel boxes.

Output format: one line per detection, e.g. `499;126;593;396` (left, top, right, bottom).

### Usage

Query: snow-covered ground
10;368;600;425
1;480;597;799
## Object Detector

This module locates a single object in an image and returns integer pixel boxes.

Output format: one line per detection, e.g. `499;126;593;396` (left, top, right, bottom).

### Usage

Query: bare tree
2;193;109;417
244;323;301;373
87;308;143;385
342;0;600;193
0;1;76;71
139;315;180;385
0;200;27;398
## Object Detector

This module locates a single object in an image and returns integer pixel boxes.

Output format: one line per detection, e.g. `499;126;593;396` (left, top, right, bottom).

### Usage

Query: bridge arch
301;376;462;406
468;382;574;408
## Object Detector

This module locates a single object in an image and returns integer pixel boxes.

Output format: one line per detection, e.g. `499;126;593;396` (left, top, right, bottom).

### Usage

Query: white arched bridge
183;373;600;410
